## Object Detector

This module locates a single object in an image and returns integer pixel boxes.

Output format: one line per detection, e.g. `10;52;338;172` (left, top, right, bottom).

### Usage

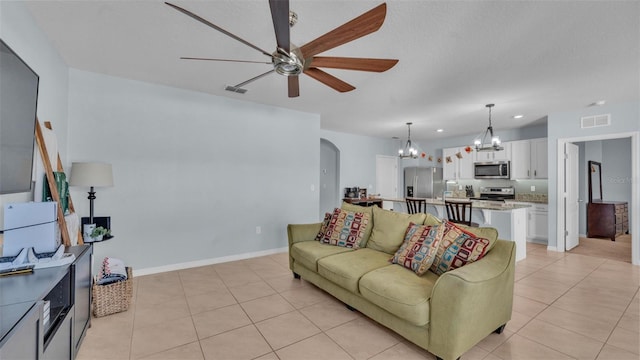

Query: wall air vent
581;114;611;129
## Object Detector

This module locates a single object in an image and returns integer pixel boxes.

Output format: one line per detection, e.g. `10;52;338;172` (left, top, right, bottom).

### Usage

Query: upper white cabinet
531;138;548;178
474;142;511;162
443;147;474;180
511;138;548;179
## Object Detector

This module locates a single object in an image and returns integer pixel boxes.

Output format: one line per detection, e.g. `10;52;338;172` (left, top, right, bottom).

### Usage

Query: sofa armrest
428;239;516;360
287;223;322;270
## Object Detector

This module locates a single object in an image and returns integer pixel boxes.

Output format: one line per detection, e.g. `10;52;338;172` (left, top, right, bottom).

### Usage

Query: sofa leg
346;304;356;312
436;357;460;360
293;272;300;279
494;324;506;334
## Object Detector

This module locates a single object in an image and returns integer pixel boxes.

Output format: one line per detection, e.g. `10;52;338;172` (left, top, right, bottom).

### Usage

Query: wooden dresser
587;201;629;241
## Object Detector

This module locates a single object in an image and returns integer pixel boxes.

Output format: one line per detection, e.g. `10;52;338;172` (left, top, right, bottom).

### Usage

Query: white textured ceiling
25;0;640;140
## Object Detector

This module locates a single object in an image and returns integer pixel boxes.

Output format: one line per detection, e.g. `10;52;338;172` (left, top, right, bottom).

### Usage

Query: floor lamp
69;162;114;225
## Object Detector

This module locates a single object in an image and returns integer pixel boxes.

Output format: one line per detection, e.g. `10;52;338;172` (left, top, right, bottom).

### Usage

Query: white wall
548;101;639;251
0;1;69;229
67;69;321;272
319;129;396;198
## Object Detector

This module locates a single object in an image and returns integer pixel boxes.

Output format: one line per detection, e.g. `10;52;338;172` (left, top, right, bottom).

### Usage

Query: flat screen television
0;39;39;194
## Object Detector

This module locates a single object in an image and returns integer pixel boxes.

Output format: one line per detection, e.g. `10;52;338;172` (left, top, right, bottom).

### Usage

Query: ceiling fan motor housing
272;47;304;76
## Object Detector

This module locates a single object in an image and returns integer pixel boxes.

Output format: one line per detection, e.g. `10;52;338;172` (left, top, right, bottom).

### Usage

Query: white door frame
556;131;639;265
376;155;398;210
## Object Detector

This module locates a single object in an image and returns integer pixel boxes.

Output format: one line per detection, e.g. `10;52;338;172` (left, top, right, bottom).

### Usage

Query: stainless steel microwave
474;161;510;179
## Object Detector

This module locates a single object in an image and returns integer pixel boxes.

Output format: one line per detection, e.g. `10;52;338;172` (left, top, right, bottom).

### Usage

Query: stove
470;186;515;202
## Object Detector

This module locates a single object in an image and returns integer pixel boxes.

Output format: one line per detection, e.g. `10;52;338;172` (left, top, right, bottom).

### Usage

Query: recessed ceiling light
436;129;444;133
513;115;524;119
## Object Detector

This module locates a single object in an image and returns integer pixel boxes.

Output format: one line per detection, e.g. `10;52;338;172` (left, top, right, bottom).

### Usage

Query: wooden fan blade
288;76;299;97
299;3;387;58
310;56;398;72
269;0;290;53
180;57;272;64
304;68;355;93
165;2;273;58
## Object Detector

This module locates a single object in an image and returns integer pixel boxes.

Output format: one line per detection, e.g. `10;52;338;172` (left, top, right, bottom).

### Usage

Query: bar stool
445;200;478;227
406;198;427;214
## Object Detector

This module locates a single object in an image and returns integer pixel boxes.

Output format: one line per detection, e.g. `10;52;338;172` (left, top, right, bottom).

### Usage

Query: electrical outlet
310;184;315;191
256;226;261;234
458;185;463;190
531;185;536;192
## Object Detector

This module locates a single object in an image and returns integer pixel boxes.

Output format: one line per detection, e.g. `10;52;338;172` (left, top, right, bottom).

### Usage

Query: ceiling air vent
581;114;611;129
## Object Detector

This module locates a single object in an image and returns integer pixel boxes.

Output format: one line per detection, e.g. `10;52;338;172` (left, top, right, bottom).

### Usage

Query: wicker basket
92;267;133;317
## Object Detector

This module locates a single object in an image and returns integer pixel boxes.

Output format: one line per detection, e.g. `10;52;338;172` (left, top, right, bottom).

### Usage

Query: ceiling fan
165;1;398;98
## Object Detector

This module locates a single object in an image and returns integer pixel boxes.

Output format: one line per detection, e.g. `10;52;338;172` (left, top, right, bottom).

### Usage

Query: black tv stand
0;245;92;359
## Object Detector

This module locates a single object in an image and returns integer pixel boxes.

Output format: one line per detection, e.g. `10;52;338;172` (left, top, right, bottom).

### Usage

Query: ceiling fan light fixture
399;122;419;159
474;104;504;152
272;48;303;76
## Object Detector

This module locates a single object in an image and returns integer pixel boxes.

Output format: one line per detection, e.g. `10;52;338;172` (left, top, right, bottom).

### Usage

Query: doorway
320;139;340;220
375;155;398;210
556;132;639;265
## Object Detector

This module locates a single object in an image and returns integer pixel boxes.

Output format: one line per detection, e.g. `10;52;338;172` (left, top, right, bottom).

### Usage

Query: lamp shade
69;162;114;187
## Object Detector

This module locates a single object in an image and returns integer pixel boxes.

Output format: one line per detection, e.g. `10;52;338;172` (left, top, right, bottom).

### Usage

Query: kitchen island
385;198;529;261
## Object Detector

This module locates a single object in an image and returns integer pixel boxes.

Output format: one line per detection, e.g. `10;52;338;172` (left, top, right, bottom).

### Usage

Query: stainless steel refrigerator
404;166;444;198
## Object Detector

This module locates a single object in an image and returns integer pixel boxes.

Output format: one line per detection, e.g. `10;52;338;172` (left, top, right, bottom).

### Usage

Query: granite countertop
514;195;548;204
382;198;531;211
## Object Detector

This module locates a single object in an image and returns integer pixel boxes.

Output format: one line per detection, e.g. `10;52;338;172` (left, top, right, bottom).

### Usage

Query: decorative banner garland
402;147;474;165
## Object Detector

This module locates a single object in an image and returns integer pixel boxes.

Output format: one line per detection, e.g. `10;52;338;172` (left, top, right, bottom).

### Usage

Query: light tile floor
77;244;639;360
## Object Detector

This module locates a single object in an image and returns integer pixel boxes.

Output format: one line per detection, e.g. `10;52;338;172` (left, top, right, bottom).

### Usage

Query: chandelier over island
398;122;419;159
474;104;503;152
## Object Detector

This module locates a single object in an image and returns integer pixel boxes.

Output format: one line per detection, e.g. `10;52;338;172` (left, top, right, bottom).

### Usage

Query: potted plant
89;226;110;242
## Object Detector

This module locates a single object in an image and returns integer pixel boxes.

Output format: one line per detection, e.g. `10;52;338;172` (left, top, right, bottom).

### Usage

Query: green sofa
287;204;515;360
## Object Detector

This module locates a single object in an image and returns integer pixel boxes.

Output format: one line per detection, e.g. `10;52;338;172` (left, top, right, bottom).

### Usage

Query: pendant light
474;104;503;152
398;122;418;159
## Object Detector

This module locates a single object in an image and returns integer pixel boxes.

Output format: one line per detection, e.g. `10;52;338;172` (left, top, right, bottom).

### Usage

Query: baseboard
546;245;559;252
133;246;289;277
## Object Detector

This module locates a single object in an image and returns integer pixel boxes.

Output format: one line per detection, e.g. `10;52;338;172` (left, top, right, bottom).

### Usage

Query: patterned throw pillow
391;223;445;275
321;208;370;248
315;212;333;241
430;221;491;275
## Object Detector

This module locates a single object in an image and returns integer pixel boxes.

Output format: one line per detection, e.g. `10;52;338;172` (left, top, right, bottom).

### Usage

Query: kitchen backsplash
446;179;548;202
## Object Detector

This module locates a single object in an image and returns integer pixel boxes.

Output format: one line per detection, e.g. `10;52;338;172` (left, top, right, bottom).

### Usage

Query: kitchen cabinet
526;203;548;243
443;147;474;180
531;138;548;178
474;142;511;162
511;138;548;179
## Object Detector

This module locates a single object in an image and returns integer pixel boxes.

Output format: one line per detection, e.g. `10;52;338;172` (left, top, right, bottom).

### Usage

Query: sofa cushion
367;206;427;254
341;202;375;246
317;248;392;293
291;241;353;272
454;223;499;251
391;223;445;275
314;212;332;241
423;212;443;226
430;221;491;275
359;265;439;326
320;208;371;248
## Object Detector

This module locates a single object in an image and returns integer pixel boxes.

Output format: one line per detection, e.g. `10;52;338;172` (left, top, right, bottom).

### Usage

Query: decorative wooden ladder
34;120;84;246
